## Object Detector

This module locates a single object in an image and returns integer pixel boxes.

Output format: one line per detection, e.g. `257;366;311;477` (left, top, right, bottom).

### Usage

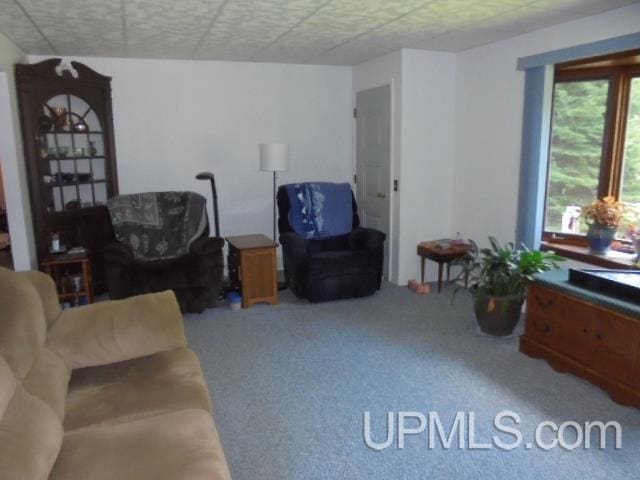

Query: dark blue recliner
277;184;386;302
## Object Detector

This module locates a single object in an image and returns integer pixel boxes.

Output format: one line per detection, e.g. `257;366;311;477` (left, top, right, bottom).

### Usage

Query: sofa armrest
46;290;187;369
349;227;386;252
189;236;225;256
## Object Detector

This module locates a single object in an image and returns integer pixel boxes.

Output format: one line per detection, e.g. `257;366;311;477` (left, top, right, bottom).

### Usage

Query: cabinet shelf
45;180;106;188
44;130;103;135
58;291;89;299
44;155;106;161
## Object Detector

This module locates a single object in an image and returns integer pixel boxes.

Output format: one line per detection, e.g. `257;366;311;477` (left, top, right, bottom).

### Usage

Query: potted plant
624;221;640;264
453;238;564;336
581;196;626;254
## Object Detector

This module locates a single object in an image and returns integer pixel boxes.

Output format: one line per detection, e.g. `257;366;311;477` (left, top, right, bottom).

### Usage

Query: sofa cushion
47;291;187;369
0;267;47;379
22;347;71;420
0;355;63;480
50;409;231;480
64;347;211;431
0;354;17;418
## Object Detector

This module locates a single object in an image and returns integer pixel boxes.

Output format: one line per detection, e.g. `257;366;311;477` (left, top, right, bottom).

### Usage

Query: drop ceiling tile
0;1;53;53
478;6;584;33
406;0;530;27
530;0;640;15
195;0;325;60
126;0;225;58
310;40;395;66
18;0;125;56
304;0;525;63
413;27;519;52
253;0;429;63
309;25;447;65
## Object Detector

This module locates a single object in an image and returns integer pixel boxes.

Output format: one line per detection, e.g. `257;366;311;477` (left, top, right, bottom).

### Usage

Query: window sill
541;242;638;270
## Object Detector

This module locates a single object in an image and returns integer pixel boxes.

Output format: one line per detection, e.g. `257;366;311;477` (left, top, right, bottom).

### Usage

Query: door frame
354;82;396;283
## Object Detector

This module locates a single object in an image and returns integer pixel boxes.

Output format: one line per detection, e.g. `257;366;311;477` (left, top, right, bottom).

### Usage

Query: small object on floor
228;292;242;311
407;279;430;294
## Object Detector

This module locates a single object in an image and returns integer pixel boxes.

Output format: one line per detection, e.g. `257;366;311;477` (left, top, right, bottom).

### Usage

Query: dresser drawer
527;285;563;319
524;312;559;347
556;312;594;365
564;297;638;357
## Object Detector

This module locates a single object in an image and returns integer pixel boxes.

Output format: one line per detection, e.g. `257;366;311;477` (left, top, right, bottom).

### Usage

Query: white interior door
355;85;391;278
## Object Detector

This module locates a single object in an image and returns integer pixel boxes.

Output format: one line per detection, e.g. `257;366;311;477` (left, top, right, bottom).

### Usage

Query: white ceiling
0;0;637;65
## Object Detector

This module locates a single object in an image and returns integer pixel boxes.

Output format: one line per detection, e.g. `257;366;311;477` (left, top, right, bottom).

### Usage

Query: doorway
355;85;391;279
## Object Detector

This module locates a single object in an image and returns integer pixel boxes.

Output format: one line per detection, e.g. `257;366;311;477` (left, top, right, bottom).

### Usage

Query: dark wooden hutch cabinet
15;58;118;291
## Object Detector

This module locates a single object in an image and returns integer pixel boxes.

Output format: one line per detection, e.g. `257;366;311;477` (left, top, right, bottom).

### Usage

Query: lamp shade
260;143;289;172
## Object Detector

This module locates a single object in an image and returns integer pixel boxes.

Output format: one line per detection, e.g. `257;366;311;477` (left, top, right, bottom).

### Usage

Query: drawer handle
534;294;554;309
533;321;551;334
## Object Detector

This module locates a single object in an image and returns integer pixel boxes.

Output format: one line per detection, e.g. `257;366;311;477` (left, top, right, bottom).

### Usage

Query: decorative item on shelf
65;200;80;210
88;141;97;157
58;146;70;157
451;232;464;245
49;231;66;253
72;120;87;133
581;196;626;254
626;223;640;264
51;107;69;130
76;173;92;182
38;114;53;133
452;237;564;336
74;147;86;157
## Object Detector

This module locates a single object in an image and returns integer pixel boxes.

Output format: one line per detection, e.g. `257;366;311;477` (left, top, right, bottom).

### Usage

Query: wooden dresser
520;275;640;408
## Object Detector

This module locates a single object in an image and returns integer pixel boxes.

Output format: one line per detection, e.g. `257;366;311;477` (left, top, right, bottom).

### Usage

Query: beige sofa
0;267;231;479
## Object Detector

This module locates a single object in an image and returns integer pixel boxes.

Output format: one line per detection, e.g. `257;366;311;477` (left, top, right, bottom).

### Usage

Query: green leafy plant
453;237;565;299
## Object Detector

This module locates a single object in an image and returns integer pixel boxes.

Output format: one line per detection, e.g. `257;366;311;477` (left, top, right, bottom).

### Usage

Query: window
543;51;640;244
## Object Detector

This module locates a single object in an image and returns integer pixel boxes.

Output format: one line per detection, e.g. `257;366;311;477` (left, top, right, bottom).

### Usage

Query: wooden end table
41;252;93;305
417;241;473;293
226;234;278;308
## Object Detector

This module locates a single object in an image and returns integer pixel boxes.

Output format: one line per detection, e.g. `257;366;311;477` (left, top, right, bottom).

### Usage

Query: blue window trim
516;66;554;249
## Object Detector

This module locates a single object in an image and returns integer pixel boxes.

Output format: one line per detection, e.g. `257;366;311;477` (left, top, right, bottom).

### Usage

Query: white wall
0;32;35;270
399;49;456;285
353;49;456;285
29;55;353;267
451;3;640;247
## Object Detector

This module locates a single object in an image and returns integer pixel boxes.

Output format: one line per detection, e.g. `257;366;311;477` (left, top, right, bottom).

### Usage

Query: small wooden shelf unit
226;234;278;309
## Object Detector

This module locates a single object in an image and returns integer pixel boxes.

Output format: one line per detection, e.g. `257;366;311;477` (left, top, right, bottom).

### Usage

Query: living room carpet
184;282;640;480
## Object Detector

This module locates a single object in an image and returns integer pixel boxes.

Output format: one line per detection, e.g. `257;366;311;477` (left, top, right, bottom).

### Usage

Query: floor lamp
260;143;289;291
259;143;289;242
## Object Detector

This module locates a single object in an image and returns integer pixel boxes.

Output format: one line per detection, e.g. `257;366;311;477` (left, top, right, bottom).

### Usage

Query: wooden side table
226;234;278;308
41;252;93;305
417;241;473;292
